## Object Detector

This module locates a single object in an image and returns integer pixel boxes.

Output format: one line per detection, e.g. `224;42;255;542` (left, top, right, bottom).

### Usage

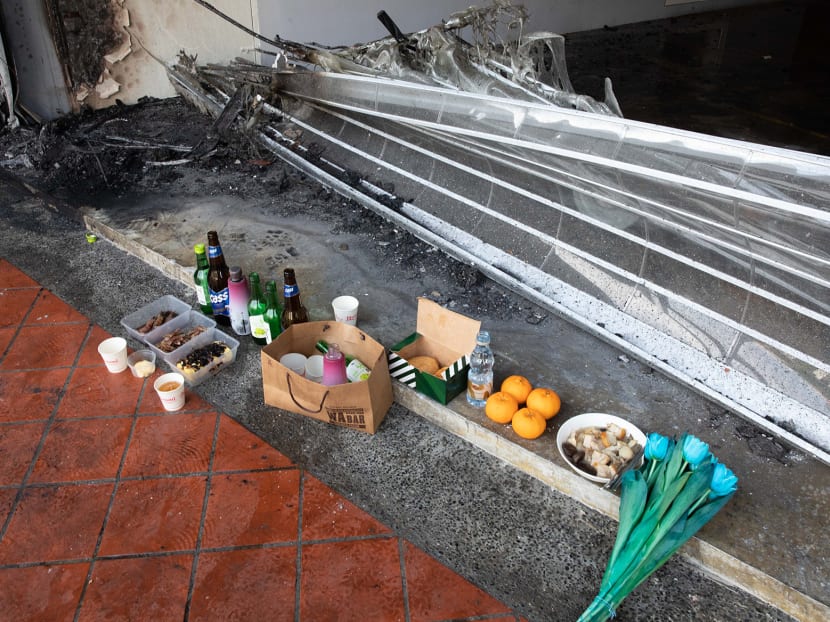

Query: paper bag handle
286;373;328;413
321;323;367;342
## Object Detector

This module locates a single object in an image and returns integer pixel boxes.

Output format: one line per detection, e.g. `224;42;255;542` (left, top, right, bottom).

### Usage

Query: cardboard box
388;298;481;404
261;322;393;434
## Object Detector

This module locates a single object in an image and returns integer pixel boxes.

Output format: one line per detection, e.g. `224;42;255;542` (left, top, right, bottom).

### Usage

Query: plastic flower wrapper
577;432;738;622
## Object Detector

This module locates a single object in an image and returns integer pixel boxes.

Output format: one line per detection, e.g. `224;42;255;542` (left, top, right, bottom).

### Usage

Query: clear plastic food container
147;310;217;364
120;295;193;344
166;328;239;386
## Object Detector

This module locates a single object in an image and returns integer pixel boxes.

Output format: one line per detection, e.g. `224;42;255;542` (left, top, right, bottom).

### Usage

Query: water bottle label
284;283;299;298
207;244;223;259
467;380;492;401
209;287;230;316
250;314;268;339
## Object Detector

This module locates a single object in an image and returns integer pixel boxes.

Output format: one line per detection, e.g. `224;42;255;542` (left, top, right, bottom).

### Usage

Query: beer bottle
264;280;283;344
206;230;231;326
281;268;309;328
193;243;213;316
247;272;268;345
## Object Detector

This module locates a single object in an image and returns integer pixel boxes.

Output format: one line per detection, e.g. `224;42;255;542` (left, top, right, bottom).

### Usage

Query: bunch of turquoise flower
577;432;738;621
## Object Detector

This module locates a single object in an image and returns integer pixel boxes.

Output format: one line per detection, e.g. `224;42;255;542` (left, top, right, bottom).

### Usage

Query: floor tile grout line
182;410;221;622
398;536;413;622
72;358;148;622
0;318;91;543
0;532;402;570
0;534;400;570
0;284;41;367
7;464;302;489
294;470;306;622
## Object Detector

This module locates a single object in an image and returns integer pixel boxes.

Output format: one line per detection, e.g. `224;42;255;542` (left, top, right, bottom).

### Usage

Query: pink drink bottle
227;266;251;336
321;342;348;385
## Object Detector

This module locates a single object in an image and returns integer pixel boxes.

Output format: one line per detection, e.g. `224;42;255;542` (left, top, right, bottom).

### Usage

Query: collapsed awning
168;2;830;462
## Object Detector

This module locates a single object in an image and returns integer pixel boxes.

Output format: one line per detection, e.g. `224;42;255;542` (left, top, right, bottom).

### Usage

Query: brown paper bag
261;321;393;433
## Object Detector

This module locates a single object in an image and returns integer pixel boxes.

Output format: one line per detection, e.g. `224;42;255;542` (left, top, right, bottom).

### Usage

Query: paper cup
280;353;307;376
153;372;186;412
332;295;359;326
98;337;128;373
305;355;324;383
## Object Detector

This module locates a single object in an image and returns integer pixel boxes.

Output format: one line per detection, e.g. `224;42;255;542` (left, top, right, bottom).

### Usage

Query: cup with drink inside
153;372;186;411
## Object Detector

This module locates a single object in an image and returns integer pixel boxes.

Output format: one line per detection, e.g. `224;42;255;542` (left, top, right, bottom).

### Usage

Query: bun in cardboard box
408;355;439;374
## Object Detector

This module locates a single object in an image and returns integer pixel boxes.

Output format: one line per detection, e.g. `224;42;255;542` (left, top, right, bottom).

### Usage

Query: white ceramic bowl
556;413;647;483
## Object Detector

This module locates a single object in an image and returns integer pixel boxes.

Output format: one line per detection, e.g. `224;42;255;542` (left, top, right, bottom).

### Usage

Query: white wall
4;0;765;120
255;0;764;48
3;0;257;119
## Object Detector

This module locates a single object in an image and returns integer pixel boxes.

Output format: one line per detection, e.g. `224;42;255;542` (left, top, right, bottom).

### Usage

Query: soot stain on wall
46;0;125;90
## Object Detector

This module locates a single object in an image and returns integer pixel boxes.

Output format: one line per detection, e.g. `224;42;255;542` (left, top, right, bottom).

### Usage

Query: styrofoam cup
98;337;128;373
153;372;186;412
332;295;359;326
280;353;307;376
305;355;324;383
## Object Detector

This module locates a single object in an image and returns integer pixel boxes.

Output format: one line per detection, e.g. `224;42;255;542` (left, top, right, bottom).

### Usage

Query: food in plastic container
137;310;179;334
120;295;192;343
175;340;235;384
156;325;208;352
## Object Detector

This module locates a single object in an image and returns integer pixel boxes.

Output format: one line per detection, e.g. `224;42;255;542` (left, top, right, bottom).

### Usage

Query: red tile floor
0;259;525;622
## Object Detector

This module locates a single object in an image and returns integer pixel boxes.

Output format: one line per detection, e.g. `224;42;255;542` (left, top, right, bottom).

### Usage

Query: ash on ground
0;96;547;323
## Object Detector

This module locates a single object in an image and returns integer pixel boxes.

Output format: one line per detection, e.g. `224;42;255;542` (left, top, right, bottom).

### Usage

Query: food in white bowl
556;413;646;483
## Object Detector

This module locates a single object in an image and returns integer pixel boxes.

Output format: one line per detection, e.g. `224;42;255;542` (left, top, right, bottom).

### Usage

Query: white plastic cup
280;353;307;376
153;372;186;412
98;337;128;373
305;355;324;383
332;295;359;326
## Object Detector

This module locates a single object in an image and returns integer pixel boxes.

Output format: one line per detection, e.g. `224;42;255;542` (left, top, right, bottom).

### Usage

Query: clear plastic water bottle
467;330;494;407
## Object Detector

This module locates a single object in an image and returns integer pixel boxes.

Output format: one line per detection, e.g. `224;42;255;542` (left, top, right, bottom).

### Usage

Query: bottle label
196;285;207;306
208;244;223;259
284;283;299;298
250;314;268;339
467;380;493;401
230;309;251;336
209;287;230;316
346;359;372;383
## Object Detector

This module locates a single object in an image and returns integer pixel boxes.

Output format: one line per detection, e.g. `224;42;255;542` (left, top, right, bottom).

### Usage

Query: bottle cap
194;243;205;253
229;266;242;281
476;330;490;345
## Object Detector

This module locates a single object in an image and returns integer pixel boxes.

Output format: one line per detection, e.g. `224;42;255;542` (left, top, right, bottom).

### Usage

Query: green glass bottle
193;243;213;316
247;272;268;346
263;281;283;344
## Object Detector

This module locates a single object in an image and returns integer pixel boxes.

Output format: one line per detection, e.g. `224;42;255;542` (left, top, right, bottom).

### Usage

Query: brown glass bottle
281;268;309;328
206;231;231;326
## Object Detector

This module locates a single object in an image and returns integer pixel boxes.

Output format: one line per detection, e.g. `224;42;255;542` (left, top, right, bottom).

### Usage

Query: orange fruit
501;375;533;404
526;387;561;420
511;407;546;439
485;392;519;424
